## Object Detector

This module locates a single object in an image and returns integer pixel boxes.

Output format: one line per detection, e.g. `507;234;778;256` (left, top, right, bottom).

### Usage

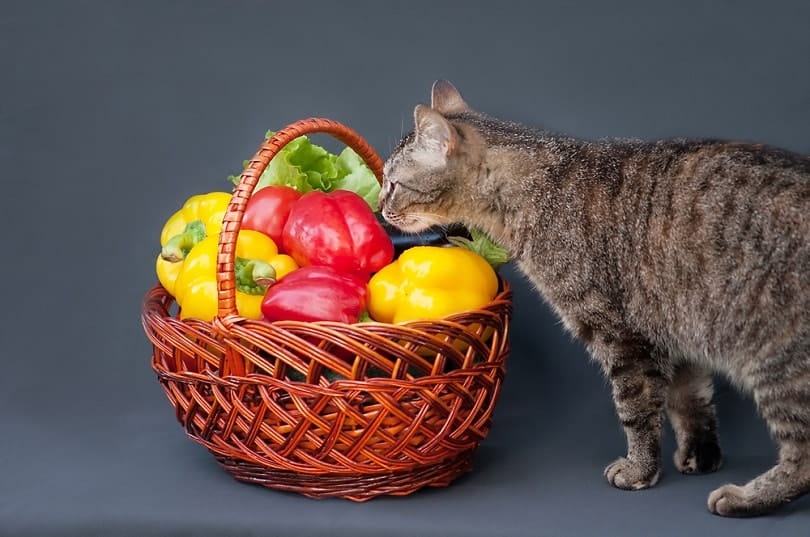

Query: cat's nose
380;207;396;222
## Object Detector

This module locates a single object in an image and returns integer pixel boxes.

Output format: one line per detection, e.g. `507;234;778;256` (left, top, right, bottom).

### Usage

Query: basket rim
142;275;511;329
141;277;512;391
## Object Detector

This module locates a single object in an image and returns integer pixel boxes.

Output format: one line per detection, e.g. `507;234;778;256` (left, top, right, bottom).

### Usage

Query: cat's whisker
409;211;453;226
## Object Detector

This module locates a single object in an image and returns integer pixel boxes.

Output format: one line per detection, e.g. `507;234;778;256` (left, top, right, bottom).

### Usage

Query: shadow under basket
140;118;514;501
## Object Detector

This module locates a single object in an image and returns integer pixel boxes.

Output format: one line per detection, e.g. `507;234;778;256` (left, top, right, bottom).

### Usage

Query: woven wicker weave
140;118;513;501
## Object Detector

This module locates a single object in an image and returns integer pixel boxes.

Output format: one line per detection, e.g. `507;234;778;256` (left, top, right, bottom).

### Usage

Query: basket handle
216;118;385;318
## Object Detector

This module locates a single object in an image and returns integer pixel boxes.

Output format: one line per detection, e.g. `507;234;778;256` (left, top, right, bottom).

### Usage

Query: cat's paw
674;438;722;475
604;457;661;490
707;484;776;517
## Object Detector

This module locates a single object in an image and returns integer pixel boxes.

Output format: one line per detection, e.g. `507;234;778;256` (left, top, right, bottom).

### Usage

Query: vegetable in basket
159;191;232;254
282;189;394;278
241;185;302;246
173;229;298;321
156;191;232;295
229;131;381;210
260;265;368;324
366;245;499;323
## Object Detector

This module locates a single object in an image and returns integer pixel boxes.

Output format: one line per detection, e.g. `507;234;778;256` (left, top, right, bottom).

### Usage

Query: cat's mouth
381;210;438;233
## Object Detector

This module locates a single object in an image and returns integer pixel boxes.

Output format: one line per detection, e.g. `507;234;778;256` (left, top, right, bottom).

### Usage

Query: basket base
213;450;476;502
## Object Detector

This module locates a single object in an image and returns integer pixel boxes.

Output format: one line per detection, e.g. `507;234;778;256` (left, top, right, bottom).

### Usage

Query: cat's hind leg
665;363;723;474
708;338;810;517
708;442;810;517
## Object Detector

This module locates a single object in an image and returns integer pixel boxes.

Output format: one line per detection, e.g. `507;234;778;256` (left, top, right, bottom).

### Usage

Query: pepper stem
448;228;511;269
235;258;276;295
161;220;207;262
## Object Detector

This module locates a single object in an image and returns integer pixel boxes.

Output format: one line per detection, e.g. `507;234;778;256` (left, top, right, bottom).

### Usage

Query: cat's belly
629;278;809;386
518;254;808;387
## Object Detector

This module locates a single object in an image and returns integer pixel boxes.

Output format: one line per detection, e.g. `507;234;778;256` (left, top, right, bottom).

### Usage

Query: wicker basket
140;118;513;501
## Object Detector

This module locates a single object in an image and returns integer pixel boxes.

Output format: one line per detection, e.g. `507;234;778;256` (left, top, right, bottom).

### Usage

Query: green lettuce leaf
229;130;382;210
331;147;381;209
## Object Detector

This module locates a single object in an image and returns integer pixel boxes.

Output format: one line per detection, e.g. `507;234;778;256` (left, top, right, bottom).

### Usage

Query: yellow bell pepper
367;246;499;323
160;191;232;250
155;191;232;296
173;229;298;321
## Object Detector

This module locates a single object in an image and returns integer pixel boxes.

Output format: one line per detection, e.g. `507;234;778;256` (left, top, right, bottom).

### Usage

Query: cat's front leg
593;336;669;490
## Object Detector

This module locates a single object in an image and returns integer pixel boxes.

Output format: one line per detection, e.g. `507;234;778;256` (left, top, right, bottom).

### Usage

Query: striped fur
380;80;810;517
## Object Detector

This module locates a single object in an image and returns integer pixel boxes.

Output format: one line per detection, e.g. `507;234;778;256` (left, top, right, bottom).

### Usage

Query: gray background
2;1;809;536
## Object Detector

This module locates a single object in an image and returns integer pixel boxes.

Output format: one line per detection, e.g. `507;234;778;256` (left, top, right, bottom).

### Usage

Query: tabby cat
379;80;810;517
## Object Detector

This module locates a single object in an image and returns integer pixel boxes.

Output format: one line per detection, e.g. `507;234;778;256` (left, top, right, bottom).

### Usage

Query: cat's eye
382;181;398;201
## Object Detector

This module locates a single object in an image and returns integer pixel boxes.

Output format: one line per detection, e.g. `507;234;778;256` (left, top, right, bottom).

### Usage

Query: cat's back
626;137;810;259
609;138;810;363
658;137;810;196
613;137;810;251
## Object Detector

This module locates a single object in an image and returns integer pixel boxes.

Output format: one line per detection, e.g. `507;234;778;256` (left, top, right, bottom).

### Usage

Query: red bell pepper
241;185;303;246
260;265;368;324
281;189;394;278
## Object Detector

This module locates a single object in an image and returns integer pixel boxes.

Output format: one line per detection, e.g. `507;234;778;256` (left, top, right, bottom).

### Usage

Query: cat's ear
413;104;454;162
431;79;469;115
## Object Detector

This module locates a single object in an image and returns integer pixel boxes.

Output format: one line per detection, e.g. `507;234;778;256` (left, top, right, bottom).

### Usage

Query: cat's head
379;80;483;233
